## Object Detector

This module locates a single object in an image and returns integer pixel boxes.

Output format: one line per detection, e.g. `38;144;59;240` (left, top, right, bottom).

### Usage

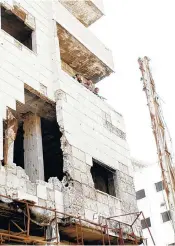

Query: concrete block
72;157;83;171
0;186;12;203
82;184;96;200
26;181;37;196
74;169;81;182
115;198;122;210
47;188;55;201
6;173;19;189
6;164;17;175
86;165;94;187
55;190;64;206
97;202;110;217
84;198;97;212
6;187;18;199
72;146;85;162
108;196;116;207
64;204;84;217
17;190;38;204
18;178;27;192
46;200;55;210
0;171;6;186
16;166;29;180
55;204;64;214
80;173;88;184
85;209;95;222
85;154;92;166
37;184;47;200
48;177;62;191
96;191;108;205
38;198;47;207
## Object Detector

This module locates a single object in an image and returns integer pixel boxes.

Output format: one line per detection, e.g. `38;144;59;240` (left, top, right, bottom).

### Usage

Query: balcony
57;23;113;83
54;1;114;83
58;0;104;27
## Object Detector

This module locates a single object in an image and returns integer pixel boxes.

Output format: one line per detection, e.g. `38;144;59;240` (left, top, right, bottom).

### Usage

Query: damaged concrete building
0;0;142;244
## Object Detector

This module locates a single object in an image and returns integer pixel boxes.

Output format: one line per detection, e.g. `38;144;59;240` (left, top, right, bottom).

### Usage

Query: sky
90;0;175;163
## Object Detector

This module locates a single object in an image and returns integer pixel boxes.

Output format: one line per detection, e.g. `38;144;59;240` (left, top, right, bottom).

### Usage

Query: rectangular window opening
136;189;146;200
155;181;164;192
161;211;171;223
91;159;116;196
141;217;151;230
1;6;33;50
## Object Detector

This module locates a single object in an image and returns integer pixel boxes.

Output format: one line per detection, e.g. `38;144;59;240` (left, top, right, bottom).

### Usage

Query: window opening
136;189;146;200
161;211;171;223
41;118;63;182
141;217;151;230
91;159;116;196
155;181;164;192
1;6;33;50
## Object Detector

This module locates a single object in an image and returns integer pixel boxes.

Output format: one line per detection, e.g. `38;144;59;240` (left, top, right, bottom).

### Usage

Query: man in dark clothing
94;87;99;95
73;74;82;83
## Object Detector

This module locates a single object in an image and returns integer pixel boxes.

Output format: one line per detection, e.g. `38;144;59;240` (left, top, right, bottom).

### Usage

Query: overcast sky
90;0;175;163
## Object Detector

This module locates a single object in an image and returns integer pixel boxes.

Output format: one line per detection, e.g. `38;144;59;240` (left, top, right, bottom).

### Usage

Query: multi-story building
133;159;175;246
0;0;142;244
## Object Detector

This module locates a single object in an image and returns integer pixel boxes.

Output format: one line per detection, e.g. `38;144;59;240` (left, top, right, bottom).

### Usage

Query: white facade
133;160;175;245
0;0;141;244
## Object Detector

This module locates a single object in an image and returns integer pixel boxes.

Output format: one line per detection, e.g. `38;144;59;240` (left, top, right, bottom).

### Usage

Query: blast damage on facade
0;0;142;244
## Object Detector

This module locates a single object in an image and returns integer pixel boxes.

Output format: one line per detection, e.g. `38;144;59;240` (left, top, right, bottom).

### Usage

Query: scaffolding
0;194;155;245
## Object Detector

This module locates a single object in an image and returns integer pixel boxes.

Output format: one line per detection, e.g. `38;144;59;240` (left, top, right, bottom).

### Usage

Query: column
23;113;44;182
4;109;18;166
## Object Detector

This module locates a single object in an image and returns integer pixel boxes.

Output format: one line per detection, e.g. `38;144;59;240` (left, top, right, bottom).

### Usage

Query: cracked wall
54;74;140;234
0;163;64;219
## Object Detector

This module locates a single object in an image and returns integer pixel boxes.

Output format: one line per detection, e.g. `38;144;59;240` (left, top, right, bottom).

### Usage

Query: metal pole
141;212;155;245
55;211;59;245
26;202;30;237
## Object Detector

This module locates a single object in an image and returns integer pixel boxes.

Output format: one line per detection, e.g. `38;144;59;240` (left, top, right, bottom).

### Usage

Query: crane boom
138;56;175;232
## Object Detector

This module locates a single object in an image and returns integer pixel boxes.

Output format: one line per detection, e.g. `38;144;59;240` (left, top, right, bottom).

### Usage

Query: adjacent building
0;0;142;244
133;159;175;246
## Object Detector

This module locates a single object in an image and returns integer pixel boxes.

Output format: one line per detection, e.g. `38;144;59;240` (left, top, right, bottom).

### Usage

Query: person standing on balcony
94;87;99;95
73;74;82;83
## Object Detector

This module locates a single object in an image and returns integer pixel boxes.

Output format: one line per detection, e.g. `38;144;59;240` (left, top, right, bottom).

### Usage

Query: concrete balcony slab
58;0;104;27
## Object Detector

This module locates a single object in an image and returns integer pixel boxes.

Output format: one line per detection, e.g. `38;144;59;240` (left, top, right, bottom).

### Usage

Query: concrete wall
134;163;174;245
0;163;64;216
55;70;139;229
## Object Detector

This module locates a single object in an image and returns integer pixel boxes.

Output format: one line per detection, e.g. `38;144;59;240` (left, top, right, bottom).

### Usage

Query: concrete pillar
23;113;44;182
4;109;18;166
46;220;60;244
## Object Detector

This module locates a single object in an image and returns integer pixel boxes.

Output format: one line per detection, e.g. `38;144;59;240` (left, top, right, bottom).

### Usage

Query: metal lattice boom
138;56;175;232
